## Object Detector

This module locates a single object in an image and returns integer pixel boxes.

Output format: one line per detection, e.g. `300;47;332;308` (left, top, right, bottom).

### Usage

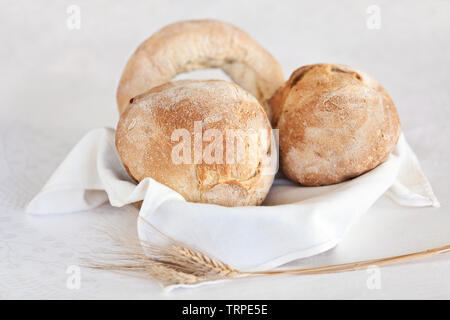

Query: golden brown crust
270;63;401;186
116;19;284;120
116;80;275;206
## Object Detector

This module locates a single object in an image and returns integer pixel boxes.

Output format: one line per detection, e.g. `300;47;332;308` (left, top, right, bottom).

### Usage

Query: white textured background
0;0;449;299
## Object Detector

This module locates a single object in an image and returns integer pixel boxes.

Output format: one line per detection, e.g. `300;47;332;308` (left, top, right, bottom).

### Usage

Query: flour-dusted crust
116;19;284;120
116;80;275;206
270;63;401;186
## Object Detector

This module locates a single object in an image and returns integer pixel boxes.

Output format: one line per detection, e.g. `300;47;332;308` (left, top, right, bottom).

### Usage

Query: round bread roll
116;80;275;207
116;19;284;120
269;63;401;186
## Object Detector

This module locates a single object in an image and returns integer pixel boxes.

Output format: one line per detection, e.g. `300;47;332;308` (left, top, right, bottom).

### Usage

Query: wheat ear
87;217;450;287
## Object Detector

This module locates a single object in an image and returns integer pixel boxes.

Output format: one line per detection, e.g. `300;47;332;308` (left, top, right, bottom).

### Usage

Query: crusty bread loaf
116;19;284;120
116;80;275;206
269;63;401;186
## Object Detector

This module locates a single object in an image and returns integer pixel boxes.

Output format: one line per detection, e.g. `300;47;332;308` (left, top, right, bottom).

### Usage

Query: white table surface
0;0;449;299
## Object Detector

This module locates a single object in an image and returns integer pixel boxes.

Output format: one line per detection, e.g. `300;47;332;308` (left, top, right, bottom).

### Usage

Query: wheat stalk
87;217;450;287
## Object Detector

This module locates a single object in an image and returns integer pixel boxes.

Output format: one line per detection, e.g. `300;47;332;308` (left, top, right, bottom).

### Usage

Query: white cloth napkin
26;128;439;271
